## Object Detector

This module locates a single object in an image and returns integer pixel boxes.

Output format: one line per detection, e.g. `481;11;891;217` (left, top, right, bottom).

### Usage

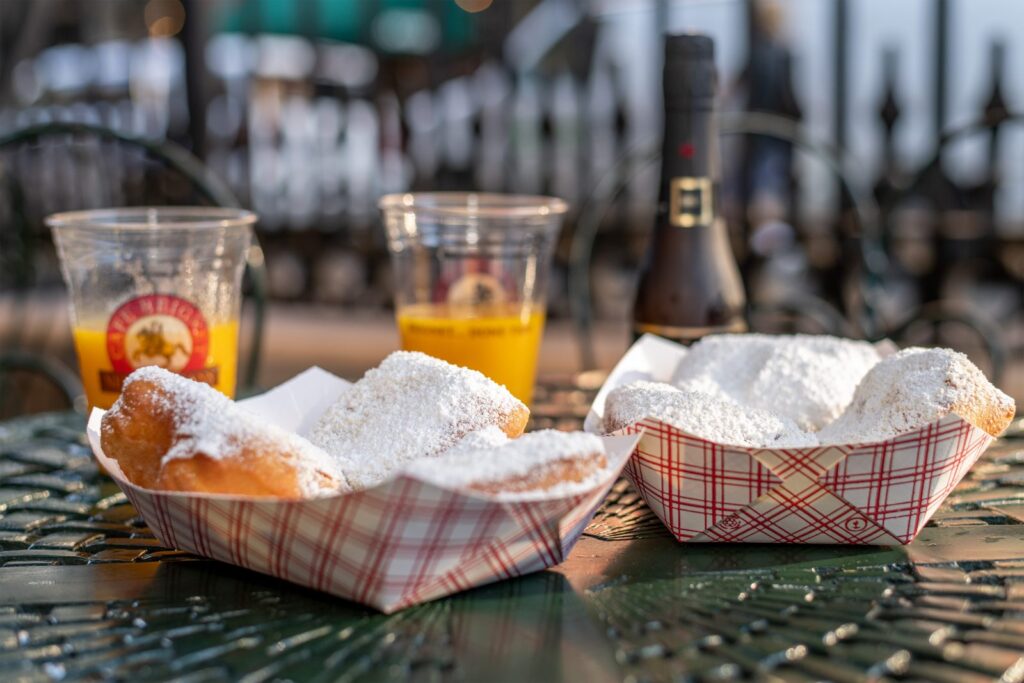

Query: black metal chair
0;121;267;417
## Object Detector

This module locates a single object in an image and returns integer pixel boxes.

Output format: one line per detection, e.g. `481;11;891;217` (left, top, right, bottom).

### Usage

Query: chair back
0;122;266;417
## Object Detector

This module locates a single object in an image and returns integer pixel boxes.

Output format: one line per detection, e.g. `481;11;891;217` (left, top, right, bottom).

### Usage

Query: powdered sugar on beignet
819;347;1016;443
440;425;511;456
605;380;818;448
310;351;529;489
102;366;347;498
671;333;885;431
405;430;608;499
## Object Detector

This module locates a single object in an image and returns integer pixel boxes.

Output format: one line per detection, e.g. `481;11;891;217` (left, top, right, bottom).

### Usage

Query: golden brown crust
466;452;607;495
100;379;175;490
500;405;530;440
951;395;1016;438
157;451;340;498
100;376;345;498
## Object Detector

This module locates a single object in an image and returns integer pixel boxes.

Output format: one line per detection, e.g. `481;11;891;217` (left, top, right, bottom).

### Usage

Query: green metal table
1;376;1023;682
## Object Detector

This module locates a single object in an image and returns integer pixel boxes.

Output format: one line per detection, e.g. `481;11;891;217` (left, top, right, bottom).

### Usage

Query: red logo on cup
99;294;216;392
107;294;208;374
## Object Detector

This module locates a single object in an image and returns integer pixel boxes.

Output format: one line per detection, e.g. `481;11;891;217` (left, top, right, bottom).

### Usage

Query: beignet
101;366;348;498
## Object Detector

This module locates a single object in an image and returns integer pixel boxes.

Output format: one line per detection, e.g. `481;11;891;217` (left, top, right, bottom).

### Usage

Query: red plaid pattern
819;415;992;542
87;366;641;612
589;334;999;546
623;420;780;540
620;414;994;545
120;472;618;613
88;408;639;613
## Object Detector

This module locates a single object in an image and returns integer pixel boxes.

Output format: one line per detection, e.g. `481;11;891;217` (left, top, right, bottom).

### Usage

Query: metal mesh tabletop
1;379;1023;681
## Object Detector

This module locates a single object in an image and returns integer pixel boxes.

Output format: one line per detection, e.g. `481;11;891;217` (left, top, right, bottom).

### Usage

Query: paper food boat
88;367;639;613
585;335;996;545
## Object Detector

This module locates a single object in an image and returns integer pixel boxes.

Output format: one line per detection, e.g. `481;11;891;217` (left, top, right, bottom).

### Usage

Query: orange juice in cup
380;193;567;405
71;318;240;411
49;208;254;411
397;302;545;404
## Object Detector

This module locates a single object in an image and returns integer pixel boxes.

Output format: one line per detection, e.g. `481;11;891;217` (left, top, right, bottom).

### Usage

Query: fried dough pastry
101;366;348;498
670;333;888;432
603;380;817;448
310;351;530;489
819;347;1016;443
405;430;608;498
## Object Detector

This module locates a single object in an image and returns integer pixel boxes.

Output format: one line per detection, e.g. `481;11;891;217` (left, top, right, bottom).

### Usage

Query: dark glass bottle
632;34;747;343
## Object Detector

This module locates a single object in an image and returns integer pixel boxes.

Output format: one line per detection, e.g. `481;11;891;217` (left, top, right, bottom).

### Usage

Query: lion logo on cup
129;320;192;370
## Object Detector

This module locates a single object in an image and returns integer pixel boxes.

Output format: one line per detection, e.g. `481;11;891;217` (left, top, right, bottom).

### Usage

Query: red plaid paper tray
585;335;997;545
87;367;640;613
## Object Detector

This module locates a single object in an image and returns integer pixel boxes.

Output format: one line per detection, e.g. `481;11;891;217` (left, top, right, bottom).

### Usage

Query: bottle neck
658;103;719;231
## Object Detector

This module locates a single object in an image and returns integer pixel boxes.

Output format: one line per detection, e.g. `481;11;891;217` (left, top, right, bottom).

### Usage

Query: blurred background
0;0;1022;416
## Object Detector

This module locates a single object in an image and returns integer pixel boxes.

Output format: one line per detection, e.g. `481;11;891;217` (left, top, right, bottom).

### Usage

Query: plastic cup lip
46;206;257;233
378;192;569;220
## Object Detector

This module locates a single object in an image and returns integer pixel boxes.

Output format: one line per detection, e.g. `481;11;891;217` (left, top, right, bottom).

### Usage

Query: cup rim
46;206;257;232
378;192;568;219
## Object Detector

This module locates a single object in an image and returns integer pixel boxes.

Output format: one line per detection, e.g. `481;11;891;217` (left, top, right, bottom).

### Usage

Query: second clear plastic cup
48;207;255;411
380;192;568;405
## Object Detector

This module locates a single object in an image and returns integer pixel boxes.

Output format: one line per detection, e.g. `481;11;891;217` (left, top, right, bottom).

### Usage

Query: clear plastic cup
379;192;568;405
48;207;255;411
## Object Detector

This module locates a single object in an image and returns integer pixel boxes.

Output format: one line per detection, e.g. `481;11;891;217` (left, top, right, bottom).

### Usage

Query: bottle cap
665;33;714;60
663;33;717;108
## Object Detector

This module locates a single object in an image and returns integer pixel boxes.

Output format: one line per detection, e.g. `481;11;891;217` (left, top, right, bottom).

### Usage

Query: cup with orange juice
48;207;255;411
380;193;568;405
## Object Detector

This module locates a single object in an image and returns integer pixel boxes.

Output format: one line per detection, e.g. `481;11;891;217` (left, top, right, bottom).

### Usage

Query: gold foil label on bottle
669;177;712;228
